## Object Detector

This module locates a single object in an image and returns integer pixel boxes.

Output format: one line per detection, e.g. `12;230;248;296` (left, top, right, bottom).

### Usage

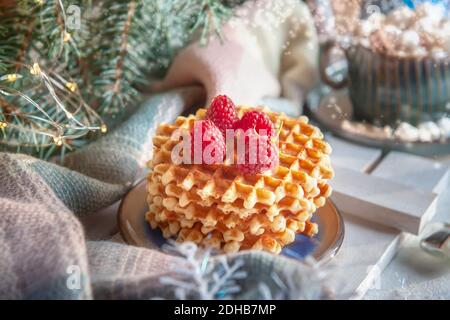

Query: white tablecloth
364;158;450;300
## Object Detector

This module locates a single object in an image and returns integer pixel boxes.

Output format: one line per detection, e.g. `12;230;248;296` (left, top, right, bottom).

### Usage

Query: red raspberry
233;110;275;137
190;120;225;164
206;95;238;135
236;131;279;174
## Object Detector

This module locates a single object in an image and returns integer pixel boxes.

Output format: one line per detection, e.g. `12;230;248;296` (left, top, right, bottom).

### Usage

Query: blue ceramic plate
118;179;344;261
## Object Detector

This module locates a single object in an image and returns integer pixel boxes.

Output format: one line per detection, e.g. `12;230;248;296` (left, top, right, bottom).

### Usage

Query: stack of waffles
146;108;334;254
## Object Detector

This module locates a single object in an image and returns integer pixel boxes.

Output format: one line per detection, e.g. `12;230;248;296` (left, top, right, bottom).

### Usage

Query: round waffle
146;107;333;254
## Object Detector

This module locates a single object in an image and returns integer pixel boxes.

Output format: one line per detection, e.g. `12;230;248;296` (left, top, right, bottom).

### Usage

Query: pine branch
0;0;247;159
111;1;137;109
38;0;83;63
14;17;35;71
91;1;143;114
0;2;36;71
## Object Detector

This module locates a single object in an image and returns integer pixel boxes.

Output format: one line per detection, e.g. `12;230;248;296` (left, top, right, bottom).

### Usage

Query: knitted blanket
0;0;324;299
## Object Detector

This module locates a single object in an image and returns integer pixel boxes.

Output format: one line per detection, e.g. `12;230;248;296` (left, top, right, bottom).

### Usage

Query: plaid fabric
0;87;318;299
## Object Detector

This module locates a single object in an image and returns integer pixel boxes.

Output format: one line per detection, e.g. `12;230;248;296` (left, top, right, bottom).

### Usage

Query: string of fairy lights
0;0;107;153
1;0;305;157
0;61;107;149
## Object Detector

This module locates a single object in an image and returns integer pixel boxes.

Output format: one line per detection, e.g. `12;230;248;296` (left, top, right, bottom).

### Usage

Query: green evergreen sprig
0;0;245;159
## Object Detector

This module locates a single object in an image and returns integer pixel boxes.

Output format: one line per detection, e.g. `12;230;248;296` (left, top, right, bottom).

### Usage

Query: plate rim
117;178;345;261
306;87;450;156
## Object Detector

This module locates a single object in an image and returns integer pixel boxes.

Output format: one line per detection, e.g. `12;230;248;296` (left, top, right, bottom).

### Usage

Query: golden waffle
146;107;333;254
150;108;333;208
146;216;313;254
146;192;314;254
146;174;317;254
147;174;313;227
149;170;318;220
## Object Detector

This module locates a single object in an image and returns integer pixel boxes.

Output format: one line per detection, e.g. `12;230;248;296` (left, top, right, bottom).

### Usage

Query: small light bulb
63;31;71;43
0;122;7;129
65;81;77;92
53;135;63;146
30;63;41;76
6;74;18;82
100;124;108;133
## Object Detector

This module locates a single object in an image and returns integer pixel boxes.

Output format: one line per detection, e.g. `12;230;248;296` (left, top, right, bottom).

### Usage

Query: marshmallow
444;38;450;52
438;117;450;139
411;46;428;58
386;6;415;29
431;48;449;59
355;4;449;59
418;121;441;141
357;20;376;37
442;21;450;36
415;17;440;34
367;12;386;27
418;127;433;142
394;122;420;142
416;3;445;25
398;30;421;51
384;24;402;38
